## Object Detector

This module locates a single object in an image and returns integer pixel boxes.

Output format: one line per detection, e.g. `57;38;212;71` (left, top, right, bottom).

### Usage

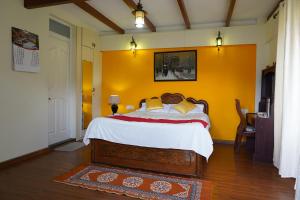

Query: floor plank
0;144;295;200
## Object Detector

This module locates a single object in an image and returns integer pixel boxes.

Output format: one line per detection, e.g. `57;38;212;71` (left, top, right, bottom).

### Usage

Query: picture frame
154;50;197;81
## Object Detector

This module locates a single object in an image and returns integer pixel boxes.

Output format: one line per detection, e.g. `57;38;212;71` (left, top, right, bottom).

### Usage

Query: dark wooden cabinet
254;117;274;162
255;64;275;162
259;65;275;113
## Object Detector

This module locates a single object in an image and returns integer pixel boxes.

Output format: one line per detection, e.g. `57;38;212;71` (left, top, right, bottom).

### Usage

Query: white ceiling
57;0;278;35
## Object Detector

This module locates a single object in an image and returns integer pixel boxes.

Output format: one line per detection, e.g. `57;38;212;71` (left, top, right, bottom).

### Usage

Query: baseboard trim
213;139;234;144
49;138;76;149
0;147;51;170
0;138;232;170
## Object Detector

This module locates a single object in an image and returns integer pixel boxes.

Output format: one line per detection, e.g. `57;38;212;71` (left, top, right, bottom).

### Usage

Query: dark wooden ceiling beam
25;0;125;34
267;0;283;21
225;0;236;27
177;0;191;29
73;1;125;34
24;0;86;9
122;0;156;32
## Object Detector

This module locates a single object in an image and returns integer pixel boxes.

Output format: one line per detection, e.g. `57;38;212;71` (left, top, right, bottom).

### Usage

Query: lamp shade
135;10;144;28
133;0;145;28
109;95;120;104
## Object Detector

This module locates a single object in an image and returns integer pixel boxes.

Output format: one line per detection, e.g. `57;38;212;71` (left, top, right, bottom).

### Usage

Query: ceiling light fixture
133;0;145;28
216;31;223;51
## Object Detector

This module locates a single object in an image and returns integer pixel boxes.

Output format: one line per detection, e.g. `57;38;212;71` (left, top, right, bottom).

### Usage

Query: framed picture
154;50;197;81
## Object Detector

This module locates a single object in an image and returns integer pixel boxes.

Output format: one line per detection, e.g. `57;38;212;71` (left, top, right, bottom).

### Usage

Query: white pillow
138;103;146;111
168;104;180;114
189;104;204;114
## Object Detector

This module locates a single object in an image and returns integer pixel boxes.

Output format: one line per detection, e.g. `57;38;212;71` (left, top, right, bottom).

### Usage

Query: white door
48;33;70;145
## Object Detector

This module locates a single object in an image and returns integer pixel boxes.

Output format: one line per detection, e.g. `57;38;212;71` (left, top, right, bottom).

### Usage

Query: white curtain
273;0;300;181
297;161;300;199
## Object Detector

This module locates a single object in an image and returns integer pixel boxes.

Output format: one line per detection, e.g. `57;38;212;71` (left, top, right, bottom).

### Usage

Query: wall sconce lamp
130;36;137;54
216;31;223;51
132;0;145;28
109;95;120;115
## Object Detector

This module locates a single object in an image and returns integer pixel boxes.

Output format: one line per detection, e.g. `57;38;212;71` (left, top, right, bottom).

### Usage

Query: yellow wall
101;45;256;141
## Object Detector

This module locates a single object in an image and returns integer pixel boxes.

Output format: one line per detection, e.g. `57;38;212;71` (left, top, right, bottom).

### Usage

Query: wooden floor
0;144;295;200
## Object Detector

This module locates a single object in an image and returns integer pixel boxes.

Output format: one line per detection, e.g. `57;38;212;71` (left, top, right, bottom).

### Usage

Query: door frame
80;45;95;138
76;27;84;140
48;16;77;144
76;28;101;140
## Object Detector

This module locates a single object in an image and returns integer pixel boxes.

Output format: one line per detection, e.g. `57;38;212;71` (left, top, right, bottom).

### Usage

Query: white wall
264;16;279;66
100;26;262;51
0;0;49;162
99;24;275;111
0;0;100;162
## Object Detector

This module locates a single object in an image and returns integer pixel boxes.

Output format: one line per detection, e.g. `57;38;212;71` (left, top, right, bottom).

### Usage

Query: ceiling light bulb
135;11;144;28
135;23;144;28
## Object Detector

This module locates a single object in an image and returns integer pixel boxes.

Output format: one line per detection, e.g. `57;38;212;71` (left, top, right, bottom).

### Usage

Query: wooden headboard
139;93;209;114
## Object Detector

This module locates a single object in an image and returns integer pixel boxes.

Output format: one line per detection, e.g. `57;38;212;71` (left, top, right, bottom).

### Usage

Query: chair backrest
235;99;247;133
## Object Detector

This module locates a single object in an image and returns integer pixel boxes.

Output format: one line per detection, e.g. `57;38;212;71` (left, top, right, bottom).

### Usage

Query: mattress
83;111;213;160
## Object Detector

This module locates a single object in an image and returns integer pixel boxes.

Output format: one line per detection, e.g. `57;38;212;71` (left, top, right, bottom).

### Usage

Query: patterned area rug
55;164;212;200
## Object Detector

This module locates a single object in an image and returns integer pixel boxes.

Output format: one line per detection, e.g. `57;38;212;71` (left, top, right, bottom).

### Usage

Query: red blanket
108;115;208;128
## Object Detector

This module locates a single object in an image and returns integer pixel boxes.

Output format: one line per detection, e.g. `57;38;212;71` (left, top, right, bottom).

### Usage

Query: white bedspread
83;111;213;160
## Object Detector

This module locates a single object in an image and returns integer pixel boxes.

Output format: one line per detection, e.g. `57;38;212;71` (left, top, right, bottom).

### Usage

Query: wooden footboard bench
91;139;205;178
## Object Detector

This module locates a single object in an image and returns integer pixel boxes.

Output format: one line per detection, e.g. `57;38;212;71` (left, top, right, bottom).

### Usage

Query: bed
83;93;213;178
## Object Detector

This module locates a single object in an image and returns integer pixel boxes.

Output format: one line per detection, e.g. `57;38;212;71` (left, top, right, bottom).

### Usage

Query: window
49;19;70;38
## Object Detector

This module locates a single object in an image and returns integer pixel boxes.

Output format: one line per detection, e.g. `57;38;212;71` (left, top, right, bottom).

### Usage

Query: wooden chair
234;99;256;153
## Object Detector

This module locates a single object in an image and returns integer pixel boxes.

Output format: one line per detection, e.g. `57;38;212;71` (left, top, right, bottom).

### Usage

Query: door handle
48;97;52;101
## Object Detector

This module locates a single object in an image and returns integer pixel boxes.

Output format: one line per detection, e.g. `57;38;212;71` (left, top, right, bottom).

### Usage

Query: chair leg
234;133;239;151
234;134;243;153
237;135;243;153
234;134;239;151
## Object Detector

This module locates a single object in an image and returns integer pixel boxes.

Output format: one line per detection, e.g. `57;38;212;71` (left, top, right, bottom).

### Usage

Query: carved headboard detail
139;93;209;114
